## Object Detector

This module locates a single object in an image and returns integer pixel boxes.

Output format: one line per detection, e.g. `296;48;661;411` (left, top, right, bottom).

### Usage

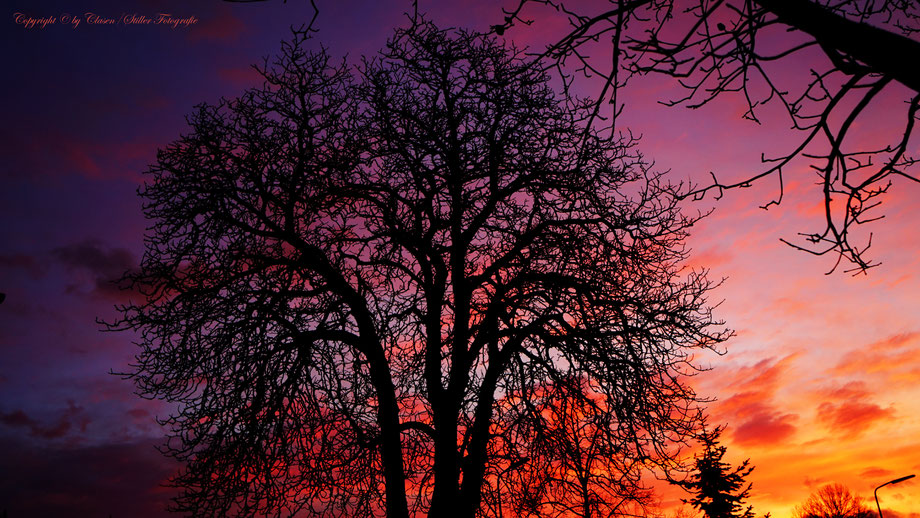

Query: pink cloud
767;295;818;319
718;391;772;418
685;245;734;271
714;391;799;447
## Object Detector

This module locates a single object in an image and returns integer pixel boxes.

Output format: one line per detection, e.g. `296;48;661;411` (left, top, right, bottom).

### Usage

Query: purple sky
1;2;496;515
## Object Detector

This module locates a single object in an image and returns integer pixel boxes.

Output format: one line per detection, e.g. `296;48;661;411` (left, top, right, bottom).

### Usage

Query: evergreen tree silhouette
680;428;755;518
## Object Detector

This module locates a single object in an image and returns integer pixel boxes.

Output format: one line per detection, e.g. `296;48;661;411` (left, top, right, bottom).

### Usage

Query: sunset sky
1;1;918;516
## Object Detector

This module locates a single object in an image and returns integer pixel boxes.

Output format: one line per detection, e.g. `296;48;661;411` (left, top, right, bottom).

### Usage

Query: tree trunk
339;281;410;518
428;403;462;517
367;354;411;518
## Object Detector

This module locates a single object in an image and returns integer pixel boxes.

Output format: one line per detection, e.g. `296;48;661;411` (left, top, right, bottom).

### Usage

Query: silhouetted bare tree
670;506;704;518
498;0;920;272
793;483;874;518
110;20;729;517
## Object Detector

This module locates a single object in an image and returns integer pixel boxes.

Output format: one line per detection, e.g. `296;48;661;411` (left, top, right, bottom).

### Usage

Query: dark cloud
188;9;248;43
0;410;33;428
128;408;151;419
52;240;135;276
0;401;91;440
50;239;139;299
218;65;264;86
0;127;100;179
0;437;175;517
0;253;47;279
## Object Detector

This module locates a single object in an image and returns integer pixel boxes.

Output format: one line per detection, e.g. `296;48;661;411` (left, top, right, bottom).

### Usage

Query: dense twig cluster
793;483;874;518
500;0;920;273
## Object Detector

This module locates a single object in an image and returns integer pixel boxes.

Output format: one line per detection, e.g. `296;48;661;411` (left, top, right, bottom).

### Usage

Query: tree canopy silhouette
793;483;874;518
110;20;729;517
498;0;920;273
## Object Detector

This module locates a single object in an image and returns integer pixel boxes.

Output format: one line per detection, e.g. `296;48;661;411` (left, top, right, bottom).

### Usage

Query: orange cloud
718;392;772;418
859;466;894;479
868;331;919;351
816;400;896;434
880;510;920;518
725;355;797;391
706;355;803;447
811;380;897;434
833;332;920;380
731;410;798;447
716;394;799;447
815;381;873;401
